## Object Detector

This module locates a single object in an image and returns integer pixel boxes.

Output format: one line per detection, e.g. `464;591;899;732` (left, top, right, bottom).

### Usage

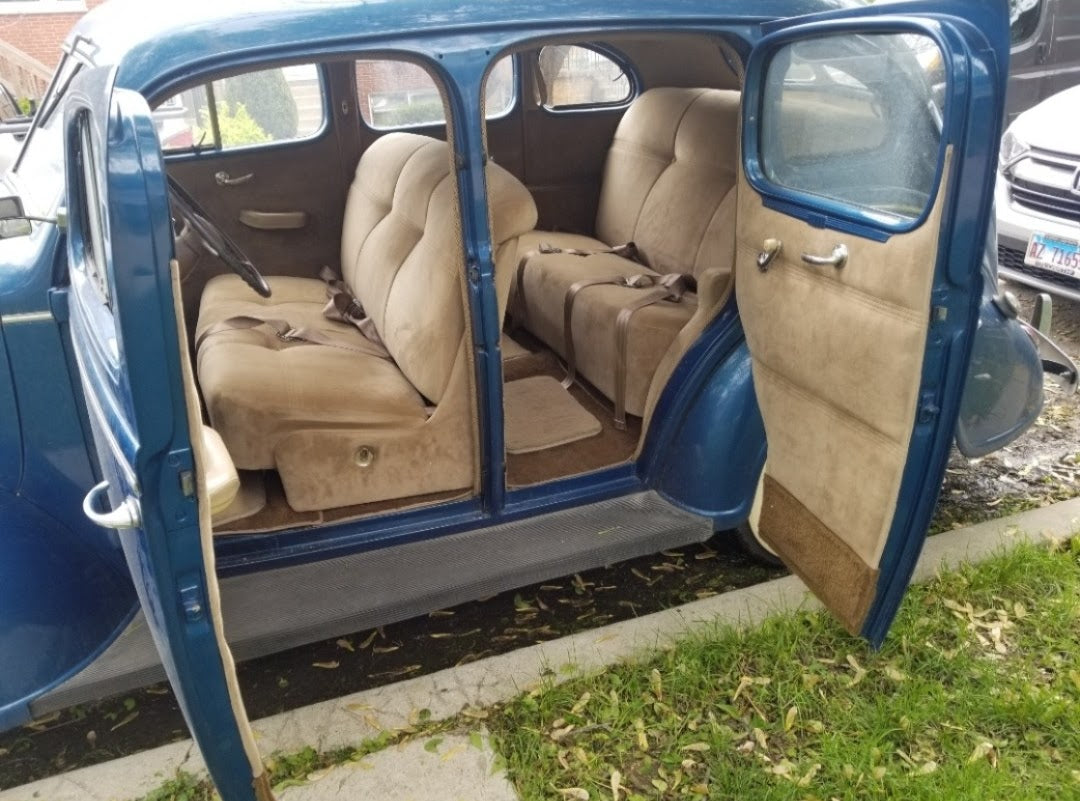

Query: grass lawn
490;541;1080;800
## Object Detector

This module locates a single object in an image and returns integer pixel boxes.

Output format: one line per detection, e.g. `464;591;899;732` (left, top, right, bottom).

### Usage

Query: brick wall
0;0;108;100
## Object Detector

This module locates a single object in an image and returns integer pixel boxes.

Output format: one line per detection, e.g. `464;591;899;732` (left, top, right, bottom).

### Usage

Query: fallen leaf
336;638;354;652
918;761;939;775
884;664;907;682
650;669;664;701
312;661;340;670
797;764;821;787
969;741;998;767
372;645;399;654
610;768;623;800
110;711;138;731
556;789;589;800
872;766;887;780
784;706;798;732
681;742;710;752
358;630;380;649
429;609;455;618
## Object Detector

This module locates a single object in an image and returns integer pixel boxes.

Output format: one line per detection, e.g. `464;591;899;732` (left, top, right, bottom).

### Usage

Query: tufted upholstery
196;133;537;511
515;88;741;418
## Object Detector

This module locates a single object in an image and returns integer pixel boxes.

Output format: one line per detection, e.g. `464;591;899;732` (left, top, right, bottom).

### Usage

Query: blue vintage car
0;0;1075;798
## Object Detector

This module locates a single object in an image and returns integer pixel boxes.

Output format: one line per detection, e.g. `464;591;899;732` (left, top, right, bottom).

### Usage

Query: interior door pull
239;210;308;230
215;171;254;187
801;244;848;269
83;480;142;530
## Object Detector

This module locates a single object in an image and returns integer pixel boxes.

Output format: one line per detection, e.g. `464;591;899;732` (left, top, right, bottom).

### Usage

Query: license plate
1024;232;1080;278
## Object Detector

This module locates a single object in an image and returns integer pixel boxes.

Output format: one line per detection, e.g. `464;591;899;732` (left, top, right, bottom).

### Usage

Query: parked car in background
0;2;1074;800
996;84;1080;302
1006;0;1080;121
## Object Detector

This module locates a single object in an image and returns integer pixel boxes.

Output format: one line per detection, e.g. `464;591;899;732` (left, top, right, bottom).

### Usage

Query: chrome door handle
83;480;142;530
214;171;254;187
801;244;848;269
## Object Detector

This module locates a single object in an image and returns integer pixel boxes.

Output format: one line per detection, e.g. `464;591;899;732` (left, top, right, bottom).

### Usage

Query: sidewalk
3;498;1078;801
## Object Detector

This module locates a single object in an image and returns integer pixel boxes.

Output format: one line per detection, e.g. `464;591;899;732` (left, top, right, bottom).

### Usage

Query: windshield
11;53;82;218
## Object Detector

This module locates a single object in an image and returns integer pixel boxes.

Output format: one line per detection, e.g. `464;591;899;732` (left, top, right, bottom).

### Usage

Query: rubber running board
33;491;711;715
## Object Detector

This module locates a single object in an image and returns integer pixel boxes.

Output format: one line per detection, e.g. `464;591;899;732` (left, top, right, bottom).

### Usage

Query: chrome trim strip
1;311;53;324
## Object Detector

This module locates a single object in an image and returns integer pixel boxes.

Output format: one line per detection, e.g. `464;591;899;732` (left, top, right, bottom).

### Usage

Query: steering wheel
168;176;271;298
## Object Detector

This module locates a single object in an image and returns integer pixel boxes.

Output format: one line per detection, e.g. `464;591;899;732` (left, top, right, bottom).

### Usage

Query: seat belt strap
611;273;694;429
196;314;390;359
560;273;657;390
319;266;386;350
513;241;640;332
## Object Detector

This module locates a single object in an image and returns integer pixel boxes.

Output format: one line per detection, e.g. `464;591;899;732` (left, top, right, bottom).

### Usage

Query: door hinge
917;393;940;424
179;580;205;623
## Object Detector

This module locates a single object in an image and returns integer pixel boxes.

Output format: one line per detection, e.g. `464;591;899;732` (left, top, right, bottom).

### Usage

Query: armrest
695;266;733;312
200;425;240;517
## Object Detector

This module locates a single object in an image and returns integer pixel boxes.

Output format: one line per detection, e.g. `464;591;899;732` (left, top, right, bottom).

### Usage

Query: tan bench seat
196;132;537;511
514;87;740;420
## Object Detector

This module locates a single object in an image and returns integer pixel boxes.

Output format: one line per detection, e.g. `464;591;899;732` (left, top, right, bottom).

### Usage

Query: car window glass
760;33;944;223
357;56;514;129
537;45;632;109
1010;0;1042;44
75;115;110;304
157;65;323;152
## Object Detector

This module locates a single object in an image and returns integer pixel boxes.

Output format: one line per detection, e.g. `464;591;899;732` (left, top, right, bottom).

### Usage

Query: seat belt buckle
278;328;304;343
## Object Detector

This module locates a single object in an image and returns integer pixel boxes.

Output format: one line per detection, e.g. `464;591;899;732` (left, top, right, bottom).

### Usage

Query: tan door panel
735;149;951;634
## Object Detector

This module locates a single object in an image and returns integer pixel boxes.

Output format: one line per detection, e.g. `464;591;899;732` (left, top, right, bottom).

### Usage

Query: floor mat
501;334;530;362
504;375;602;454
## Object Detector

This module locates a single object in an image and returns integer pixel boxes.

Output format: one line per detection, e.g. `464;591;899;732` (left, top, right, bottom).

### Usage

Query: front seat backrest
595;87;741;278
340;132;536;404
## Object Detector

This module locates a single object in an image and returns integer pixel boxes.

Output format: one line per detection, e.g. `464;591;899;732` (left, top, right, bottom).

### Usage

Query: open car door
737;5;1009;645
64;70;269;800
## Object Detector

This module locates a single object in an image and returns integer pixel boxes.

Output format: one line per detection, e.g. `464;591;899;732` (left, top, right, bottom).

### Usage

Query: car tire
734;465;784;567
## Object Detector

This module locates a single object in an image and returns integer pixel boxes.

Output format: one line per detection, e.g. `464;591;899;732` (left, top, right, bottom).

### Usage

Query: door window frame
534;42;640;114
158;62;332;161
742;19;955;240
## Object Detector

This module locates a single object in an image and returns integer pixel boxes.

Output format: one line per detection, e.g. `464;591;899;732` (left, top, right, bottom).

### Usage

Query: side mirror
0;195;32;239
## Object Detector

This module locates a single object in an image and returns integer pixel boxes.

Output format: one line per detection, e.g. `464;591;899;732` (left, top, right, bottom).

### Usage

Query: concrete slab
3;497;1077;801
276;733;517;801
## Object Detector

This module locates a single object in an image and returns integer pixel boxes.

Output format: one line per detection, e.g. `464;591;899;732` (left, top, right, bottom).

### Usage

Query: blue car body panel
0;3;1043;794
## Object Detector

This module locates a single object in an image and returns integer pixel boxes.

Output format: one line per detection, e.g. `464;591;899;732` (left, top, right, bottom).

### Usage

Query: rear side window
157;65;324;153
759;33;944;224
357;57;515;130
537;45;632;109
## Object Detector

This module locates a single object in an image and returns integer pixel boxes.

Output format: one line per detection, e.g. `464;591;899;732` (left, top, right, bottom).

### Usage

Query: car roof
70;0;862;95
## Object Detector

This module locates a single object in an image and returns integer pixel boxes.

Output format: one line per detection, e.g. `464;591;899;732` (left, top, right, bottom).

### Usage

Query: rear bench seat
195;132;537;511
513;88;741;425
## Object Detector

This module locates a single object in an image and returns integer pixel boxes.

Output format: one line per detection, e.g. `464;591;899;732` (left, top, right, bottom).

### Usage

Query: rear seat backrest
595;88;741;277
340;132;536;404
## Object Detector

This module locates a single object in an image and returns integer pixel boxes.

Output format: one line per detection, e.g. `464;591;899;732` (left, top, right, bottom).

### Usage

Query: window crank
757;238;782;271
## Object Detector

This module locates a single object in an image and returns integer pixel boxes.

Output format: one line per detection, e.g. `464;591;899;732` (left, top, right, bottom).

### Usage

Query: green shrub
220;69;298;141
198;102;271;148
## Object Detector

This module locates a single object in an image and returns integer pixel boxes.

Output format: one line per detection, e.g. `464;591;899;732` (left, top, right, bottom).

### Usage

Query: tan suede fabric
196;133;538;511
518;245;696;417
596;87;741;278
341;133;536;404
513;88;740;418
197;276;429;468
736;151;952;577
